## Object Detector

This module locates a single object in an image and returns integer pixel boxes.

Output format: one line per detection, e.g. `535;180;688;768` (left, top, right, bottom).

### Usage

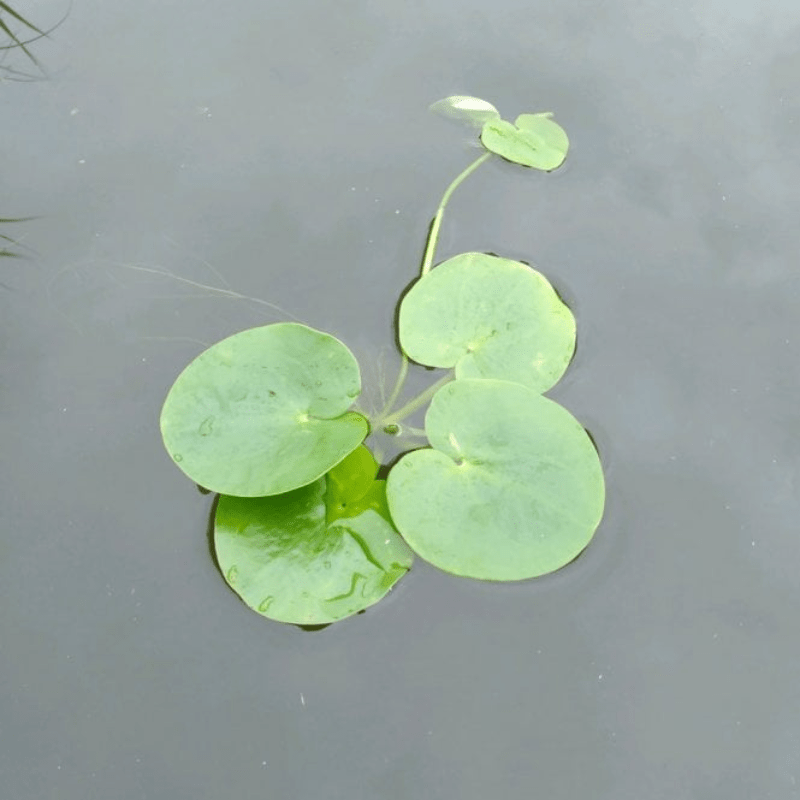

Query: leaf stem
378;352;408;419
377;152;491;426
420;151;492;277
378;370;454;427
397;425;426;437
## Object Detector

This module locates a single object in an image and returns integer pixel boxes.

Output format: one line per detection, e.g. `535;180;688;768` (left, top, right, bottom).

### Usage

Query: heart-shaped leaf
215;447;413;624
481;113;569;171
160;323;368;497
399;252;575;393
429;95;501;128
386;380;605;581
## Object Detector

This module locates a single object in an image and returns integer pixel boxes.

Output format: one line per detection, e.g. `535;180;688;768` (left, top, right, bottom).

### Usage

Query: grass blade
0;2;46;36
0;15;40;64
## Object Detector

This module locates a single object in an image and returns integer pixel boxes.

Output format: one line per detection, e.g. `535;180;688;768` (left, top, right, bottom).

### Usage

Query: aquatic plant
2;3;66;271
160;96;605;625
0;216;34;260
0;1;68;80
0;2;45;75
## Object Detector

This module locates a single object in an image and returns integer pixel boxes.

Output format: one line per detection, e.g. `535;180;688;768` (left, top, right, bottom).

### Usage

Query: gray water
3;1;799;797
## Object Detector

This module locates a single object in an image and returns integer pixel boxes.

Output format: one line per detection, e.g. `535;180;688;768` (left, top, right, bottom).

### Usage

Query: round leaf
160;323;368;497
429;95;501;128
215;448;413;625
386;380;605;581
481;113;569;171
399;252;575;392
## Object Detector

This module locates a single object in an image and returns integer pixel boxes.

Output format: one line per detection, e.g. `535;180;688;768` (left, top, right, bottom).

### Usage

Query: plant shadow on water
160;97;606;626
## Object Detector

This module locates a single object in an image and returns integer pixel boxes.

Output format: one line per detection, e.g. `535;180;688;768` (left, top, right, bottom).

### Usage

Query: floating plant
160;96;605;625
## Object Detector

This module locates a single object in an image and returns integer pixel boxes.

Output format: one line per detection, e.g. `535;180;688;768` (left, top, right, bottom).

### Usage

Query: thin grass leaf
0;218;36;257
0;2;46;35
0;15;40;64
0;23;50;50
0;1;71;74
0;29;48;52
0;63;41;80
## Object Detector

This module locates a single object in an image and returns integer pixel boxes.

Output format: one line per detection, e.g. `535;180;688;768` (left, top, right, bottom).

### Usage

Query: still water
2;1;799;797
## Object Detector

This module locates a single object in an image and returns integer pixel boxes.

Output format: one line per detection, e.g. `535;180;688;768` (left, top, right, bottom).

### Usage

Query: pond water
3;0;800;797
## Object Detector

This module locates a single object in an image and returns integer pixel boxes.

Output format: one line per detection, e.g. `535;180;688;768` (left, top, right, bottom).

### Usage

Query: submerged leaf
481;113;569;171
160;323;368;497
429;95;501;128
215;448;413;625
386;379;605;581
399;252;575;392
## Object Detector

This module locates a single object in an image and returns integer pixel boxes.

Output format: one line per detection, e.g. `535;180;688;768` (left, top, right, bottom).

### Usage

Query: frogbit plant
160;96;605;626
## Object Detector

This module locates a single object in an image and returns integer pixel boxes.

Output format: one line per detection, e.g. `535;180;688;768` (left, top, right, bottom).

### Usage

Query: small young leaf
386;380;605;581
325;445;391;524
215;449;413;625
160;323;368;497
429;95;501;128
480;113;569;171
399;252;575;393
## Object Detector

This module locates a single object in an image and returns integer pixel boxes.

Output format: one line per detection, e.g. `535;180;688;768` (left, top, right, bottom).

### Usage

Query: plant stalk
378;151;492;423
378;370;455;428
377;351;409;419
420;151;492;277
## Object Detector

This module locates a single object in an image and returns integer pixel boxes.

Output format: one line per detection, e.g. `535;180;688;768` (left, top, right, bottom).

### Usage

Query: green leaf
0;4;43;66
386;380;604;581
0;2;46;36
215;448;413;625
480;113;569;171
399;252;575;393
429;95;501;128
325;444;392;524
0;217;34;258
160;323;368;497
